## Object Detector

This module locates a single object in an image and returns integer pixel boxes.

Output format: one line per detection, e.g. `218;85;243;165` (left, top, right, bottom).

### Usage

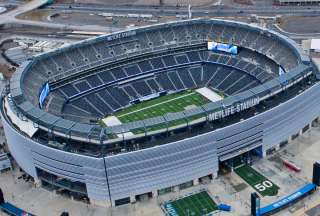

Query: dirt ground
233;0;253;5
16;9;52;22
279;16;320;34
0;63;14;79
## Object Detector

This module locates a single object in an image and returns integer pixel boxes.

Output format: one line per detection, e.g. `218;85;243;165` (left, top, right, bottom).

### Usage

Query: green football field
163;191;218;216
115;90;209;123
234;165;279;197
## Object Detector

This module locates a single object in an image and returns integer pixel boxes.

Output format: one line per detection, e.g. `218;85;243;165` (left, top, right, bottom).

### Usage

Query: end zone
195;87;224;102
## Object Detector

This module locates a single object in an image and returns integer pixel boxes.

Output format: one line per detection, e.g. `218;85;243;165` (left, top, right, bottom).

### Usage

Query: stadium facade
1;19;319;207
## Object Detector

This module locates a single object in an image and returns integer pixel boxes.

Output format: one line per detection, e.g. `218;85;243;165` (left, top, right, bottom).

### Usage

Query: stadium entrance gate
135;192;152;202
219;146;263;173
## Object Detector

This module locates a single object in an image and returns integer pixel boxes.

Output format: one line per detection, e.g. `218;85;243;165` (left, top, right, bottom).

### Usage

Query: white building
311;39;320;53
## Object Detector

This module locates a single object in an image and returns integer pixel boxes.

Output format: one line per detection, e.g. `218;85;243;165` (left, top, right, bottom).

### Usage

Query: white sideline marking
196;87;223;102
102;116;133;137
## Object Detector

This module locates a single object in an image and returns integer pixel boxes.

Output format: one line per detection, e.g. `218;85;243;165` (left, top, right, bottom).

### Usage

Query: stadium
1;18;319;208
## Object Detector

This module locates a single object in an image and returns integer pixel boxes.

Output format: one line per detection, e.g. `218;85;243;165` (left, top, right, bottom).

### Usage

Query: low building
311;39;320;53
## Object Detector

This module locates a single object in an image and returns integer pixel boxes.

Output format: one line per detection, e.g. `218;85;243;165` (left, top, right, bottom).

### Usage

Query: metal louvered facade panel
105;134;218;200
2;83;320;202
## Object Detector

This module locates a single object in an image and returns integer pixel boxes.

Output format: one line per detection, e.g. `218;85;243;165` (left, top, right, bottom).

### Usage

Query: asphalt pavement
49;3;320;17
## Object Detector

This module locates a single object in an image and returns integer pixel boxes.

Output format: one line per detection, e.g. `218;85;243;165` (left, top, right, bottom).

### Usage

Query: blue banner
39;82;50;109
257;183;316;216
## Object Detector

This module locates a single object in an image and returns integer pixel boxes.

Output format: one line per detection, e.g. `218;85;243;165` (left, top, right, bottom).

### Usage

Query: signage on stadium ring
209;97;260;121
106;31;136;41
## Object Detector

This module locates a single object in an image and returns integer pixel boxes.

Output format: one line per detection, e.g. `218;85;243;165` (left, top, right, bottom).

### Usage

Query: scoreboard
39;82;50;109
208;41;238;55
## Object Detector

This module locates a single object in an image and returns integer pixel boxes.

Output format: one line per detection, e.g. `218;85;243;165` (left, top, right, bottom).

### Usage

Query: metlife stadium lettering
209;97;260;121
106;31;136;41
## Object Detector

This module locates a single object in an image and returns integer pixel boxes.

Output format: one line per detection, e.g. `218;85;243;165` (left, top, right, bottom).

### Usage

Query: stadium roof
6;18;312;144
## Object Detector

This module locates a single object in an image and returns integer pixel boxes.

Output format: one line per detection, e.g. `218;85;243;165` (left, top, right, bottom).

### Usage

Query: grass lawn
163;191;218;216
234;165;279;197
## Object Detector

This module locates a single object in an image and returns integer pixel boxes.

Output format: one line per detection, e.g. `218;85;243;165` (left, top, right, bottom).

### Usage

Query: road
49;3;320;17
1;0;320;38
0;0;47;23
43;3;320;38
0;0;120;33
